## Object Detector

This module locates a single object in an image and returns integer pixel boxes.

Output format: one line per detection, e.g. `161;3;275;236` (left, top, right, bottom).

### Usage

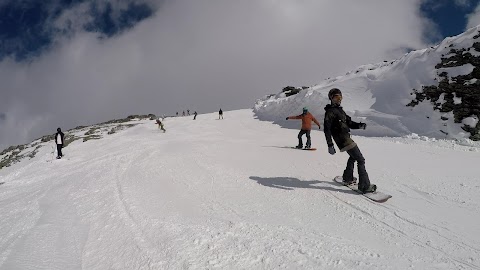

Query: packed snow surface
0;110;479;269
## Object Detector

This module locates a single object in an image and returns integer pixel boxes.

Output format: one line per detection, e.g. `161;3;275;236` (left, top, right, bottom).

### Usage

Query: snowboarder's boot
359;184;377;194
342;176;357;186
304;145;311;149
295;145;303;149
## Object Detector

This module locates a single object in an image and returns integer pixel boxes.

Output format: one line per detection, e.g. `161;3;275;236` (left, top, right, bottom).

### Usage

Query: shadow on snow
249;176;351;194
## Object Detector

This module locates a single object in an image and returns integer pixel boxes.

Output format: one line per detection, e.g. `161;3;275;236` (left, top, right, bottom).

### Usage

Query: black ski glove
328;145;336;155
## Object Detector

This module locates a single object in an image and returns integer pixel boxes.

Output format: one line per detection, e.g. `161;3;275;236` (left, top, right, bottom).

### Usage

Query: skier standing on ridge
55;127;65;159
218;108;223;119
193;111;198;120
286;107;320;149
324;88;376;193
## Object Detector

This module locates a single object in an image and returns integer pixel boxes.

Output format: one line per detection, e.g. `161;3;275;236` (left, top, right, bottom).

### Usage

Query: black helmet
57;128;61;132
328;88;342;100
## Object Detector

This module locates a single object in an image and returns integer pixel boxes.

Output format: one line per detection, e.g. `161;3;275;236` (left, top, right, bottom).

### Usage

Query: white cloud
51;0;157;36
0;0;431;148
51;2;93;34
454;0;470;8
466;3;480;29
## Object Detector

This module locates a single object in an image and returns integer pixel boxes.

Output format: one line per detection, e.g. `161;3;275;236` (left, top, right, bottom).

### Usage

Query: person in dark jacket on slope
55;128;65;159
324;88;376;193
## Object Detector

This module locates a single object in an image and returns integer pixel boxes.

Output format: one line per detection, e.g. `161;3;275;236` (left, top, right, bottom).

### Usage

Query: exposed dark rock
282;86;304;97
407;43;480;140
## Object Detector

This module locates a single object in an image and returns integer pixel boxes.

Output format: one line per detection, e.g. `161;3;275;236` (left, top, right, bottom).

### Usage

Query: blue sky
0;0;153;60
0;0;480;149
421;0;479;40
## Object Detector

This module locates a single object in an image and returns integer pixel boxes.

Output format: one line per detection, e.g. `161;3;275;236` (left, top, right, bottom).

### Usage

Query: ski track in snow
0;110;479;269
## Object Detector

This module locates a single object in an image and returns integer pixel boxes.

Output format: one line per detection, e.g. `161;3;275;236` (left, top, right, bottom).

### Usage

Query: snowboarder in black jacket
324;88;375;193
55;128;65;159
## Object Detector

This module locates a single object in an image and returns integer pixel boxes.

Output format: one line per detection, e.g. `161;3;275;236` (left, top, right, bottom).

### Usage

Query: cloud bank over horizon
0;0;441;149
466;2;480;29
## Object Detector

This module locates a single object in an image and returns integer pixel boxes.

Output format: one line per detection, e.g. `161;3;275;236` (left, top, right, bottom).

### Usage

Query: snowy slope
1;110;479;270
254;25;480;141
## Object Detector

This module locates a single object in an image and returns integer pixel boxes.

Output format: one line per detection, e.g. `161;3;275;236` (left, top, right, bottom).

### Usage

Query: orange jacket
288;112;320;130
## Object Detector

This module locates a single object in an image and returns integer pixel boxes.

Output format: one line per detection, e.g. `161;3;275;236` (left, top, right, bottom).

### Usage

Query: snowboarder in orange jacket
286;107;320;149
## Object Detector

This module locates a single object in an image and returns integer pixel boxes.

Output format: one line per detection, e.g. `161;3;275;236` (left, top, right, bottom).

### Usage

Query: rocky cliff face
408;31;480;140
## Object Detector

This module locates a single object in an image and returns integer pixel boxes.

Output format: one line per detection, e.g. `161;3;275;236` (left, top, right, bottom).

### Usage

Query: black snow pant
297;129;311;147
57;144;63;157
342;145;370;190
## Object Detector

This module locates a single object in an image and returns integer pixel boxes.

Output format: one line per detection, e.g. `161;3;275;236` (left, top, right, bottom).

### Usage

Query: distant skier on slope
55;128;65;159
193;111;198;120
218;108;223;119
324;88;376;193
156;118;166;133
286;107;320;149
